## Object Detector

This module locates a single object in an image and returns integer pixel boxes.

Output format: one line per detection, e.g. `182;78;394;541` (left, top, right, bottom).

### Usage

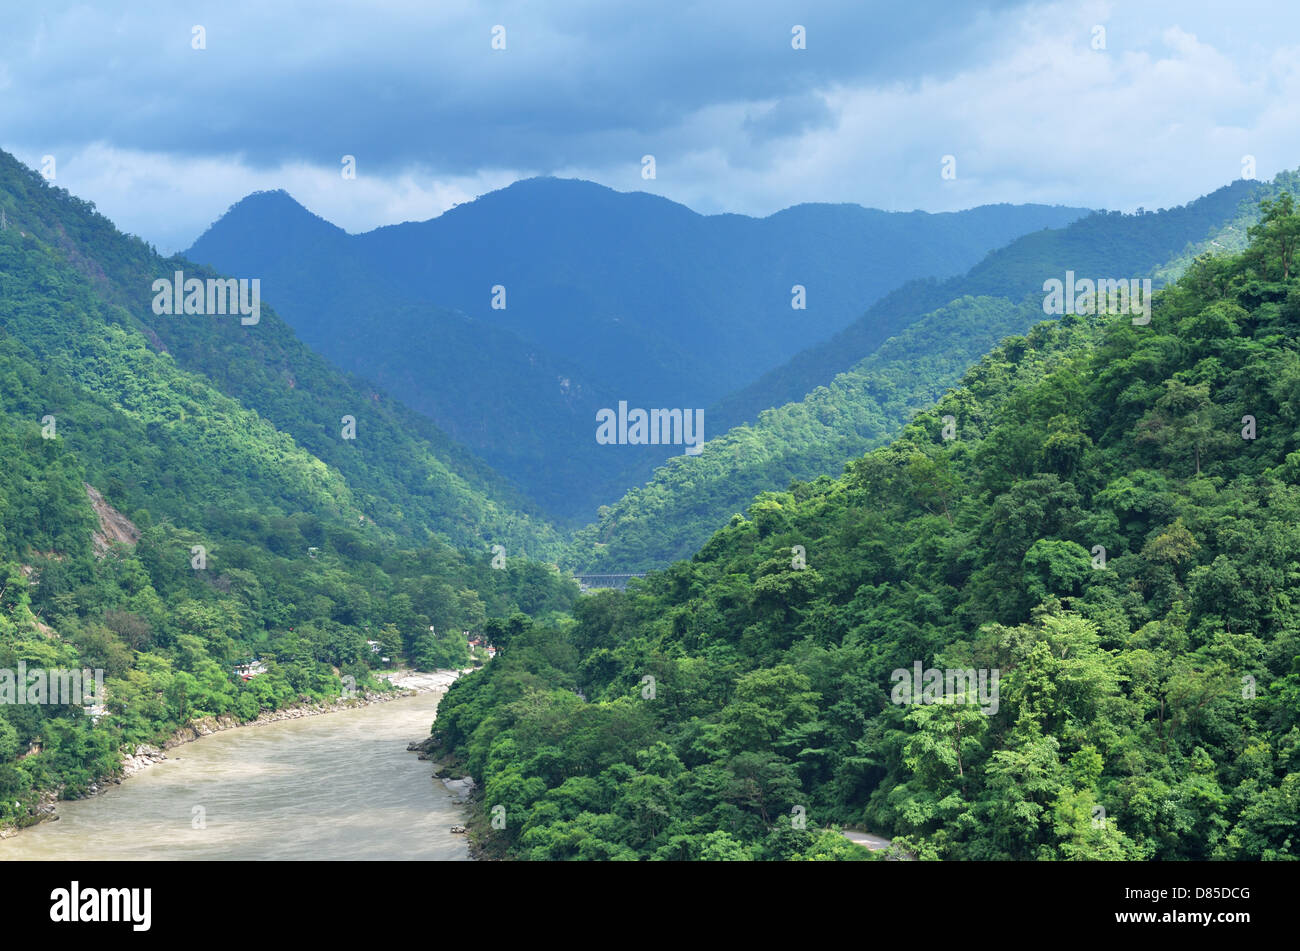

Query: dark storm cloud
0;0;1031;173
4;0;1298;253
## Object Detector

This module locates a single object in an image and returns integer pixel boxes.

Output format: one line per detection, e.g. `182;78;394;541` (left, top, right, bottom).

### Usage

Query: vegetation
715;174;1293;429
186;181;1088;521
0;152;577;828
0;150;561;558
432;202;1300;860
4;144;1297;863
573;172;1300;572
567;295;1044;570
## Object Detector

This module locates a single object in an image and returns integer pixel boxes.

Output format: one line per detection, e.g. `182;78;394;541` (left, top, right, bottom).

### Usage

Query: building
234;660;268;681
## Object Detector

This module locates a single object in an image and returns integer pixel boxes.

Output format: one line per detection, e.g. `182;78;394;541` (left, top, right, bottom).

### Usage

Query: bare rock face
441;776;476;798
85;483;141;556
120;745;168;777
407;736;437;758
164;716;241;747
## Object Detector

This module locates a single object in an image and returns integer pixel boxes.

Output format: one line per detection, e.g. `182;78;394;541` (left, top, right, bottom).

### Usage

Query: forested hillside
568;295;1044;569
0;152;577;831
574;173;1300;571
187;180;1087;519
0;150;559;557
717;175;1286;430
432;198;1300;861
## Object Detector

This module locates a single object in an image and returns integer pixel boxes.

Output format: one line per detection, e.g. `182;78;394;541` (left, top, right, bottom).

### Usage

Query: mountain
185;180;1089;519
0;149;577;830
429;194;1300;860
573;174;1296;571
568;295;1046;569
716;177;1275;430
0;150;559;559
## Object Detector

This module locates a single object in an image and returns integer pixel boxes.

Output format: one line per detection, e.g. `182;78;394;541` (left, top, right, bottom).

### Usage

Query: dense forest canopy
430;198;1300;861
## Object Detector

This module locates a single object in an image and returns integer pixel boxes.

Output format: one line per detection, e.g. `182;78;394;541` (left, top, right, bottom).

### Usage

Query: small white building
234;660;268;681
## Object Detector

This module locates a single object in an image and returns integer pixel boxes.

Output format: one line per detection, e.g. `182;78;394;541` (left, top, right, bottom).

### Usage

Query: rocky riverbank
407;732;485;858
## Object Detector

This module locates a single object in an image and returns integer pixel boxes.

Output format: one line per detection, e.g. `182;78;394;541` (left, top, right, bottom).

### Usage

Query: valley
0;145;1296;866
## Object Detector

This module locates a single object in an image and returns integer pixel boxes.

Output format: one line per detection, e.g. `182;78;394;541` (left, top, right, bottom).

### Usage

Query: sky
2;0;1298;253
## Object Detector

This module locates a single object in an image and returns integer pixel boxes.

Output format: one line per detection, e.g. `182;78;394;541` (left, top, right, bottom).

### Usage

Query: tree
723;751;803;824
902;697;990;796
720;665;819;753
697;830;753;861
483;612;531;656
374;623;403;665
1248;193;1300;280
1136;379;1231;477
906;452;958;526
1022;539;1092;603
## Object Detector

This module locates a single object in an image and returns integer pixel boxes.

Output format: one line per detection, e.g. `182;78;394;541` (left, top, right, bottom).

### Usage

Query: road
841;830;892;851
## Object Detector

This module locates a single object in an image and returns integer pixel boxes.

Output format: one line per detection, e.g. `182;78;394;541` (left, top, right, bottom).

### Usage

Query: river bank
406;730;490;859
117;667;466;778
0;681;470;860
0;667;467;841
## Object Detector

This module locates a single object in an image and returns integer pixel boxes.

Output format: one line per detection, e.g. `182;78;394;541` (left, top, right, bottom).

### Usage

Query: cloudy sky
2;0;1297;253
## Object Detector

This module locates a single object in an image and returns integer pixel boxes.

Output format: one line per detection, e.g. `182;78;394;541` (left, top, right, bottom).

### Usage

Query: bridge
573;573;647;592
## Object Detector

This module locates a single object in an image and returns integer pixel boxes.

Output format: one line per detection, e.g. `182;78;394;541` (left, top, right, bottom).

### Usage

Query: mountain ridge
187;176;1091;520
573;172;1299;570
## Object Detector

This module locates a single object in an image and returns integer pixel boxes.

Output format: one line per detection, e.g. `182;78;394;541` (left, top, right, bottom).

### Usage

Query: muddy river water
0;687;467;861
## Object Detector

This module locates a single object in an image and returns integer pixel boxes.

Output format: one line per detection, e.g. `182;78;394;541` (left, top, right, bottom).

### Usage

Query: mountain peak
215;188;339;230
432;175;697;223
187;188;347;261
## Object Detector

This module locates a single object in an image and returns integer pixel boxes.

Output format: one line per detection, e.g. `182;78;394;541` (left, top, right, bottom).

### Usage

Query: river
0;684;468;861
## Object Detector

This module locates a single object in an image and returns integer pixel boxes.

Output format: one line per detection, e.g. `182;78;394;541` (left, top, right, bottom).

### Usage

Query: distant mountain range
571;174;1292;570
186;179;1089;520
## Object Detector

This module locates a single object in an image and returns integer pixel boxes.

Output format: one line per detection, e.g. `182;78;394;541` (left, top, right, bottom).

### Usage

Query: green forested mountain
431;198;1300;861
568;295;1043;569
5;144;1295;861
573;173;1300;571
0;151;577;829
715;175;1290;433
186;180;1088;520
0;150;559;557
